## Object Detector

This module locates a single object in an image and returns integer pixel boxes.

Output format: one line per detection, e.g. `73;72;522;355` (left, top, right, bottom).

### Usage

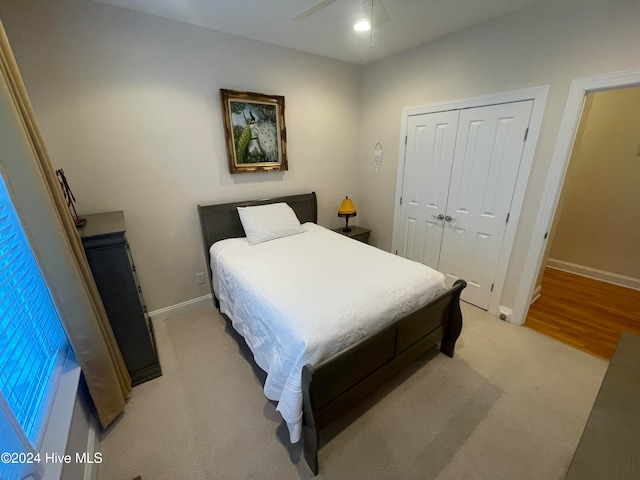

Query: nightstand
333;225;371;244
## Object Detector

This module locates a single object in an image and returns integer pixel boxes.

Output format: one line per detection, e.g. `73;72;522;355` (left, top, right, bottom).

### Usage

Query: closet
396;100;533;309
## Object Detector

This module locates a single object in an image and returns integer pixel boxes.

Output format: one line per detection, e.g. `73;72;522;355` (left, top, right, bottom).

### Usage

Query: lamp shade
338;197;357;217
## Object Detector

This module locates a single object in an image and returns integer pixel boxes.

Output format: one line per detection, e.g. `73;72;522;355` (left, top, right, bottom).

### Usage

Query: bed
198;192;465;475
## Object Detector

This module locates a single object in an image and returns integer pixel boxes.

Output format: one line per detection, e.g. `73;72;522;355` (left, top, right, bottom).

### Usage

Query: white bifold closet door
397;100;533;309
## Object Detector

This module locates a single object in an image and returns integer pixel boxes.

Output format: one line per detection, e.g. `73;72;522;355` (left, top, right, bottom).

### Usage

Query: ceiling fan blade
292;0;340;20
362;0;389;27
363;0;390;27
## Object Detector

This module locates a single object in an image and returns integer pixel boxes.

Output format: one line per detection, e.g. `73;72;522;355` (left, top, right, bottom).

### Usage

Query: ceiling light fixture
353;20;371;32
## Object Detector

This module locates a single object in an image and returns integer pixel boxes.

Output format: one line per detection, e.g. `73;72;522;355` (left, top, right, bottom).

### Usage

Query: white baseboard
498;305;513;322
547;259;640;291
148;294;213;323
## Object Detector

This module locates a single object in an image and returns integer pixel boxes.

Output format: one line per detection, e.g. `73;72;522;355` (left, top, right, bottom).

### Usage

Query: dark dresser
79;211;161;386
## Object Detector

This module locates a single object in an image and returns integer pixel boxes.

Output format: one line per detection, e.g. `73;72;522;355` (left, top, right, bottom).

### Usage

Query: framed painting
220;89;288;174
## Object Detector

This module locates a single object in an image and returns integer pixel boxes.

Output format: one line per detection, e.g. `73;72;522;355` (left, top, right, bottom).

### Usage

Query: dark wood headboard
197;192;317;293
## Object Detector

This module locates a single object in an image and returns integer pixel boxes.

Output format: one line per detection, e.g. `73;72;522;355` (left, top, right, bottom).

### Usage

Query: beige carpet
97;303;607;480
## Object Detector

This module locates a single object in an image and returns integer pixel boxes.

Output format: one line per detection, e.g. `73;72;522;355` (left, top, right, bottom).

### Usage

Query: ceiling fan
292;0;390;28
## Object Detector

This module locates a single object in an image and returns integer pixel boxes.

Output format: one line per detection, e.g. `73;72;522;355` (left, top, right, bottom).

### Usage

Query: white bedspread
210;223;445;443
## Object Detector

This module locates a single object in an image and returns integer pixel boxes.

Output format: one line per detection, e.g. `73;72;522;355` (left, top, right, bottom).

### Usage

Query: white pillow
237;202;305;245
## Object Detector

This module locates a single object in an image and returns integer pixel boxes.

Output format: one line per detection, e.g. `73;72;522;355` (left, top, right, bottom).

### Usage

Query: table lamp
338;196;357;232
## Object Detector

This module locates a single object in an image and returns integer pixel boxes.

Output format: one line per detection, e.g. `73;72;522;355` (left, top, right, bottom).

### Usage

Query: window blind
0;175;69;452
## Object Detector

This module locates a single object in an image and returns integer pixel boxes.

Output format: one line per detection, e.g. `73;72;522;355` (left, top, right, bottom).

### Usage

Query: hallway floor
525;267;640;359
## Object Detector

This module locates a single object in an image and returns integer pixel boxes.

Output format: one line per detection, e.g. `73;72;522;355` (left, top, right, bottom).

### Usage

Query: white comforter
210;223;445;443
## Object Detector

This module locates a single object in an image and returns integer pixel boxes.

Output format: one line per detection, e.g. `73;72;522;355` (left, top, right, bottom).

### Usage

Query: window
0;175;70;480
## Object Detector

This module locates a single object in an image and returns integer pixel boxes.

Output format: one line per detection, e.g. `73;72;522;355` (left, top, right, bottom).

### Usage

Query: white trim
82;414;99;480
546;259;640;291
40;355;82;480
148;294;213;322
399;86;549;117
391;86;549;316
512;68;640;326
530;285;542;304
498;305;513;321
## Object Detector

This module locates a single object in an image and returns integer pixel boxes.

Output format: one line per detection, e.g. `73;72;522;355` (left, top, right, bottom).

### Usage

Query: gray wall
3;0;640;314
356;0;640;309
0;0;361;312
0;29;98;480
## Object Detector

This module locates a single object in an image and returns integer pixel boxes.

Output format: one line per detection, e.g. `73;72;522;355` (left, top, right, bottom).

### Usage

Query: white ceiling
93;0;545;65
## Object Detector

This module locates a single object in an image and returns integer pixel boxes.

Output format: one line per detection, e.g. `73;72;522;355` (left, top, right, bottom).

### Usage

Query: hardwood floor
525;267;640;360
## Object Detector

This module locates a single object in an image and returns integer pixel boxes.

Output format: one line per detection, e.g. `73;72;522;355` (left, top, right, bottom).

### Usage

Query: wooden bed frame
198;191;466;475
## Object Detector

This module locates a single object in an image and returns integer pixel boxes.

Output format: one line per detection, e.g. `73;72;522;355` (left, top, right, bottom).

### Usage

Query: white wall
0;0;361;311
356;0;640;309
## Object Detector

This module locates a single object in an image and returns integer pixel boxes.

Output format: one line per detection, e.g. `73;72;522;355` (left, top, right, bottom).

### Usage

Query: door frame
511;69;640;325
391;86;549;316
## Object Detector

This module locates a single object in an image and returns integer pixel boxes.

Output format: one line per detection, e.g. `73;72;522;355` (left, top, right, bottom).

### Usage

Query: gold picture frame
220;89;288;174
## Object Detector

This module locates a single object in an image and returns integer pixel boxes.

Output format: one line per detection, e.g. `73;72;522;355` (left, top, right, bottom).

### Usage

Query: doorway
513;68;640;327
524;86;640;358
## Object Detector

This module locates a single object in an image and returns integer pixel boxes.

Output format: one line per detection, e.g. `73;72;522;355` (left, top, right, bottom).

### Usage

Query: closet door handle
431;214;445;220
445;215;455;222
